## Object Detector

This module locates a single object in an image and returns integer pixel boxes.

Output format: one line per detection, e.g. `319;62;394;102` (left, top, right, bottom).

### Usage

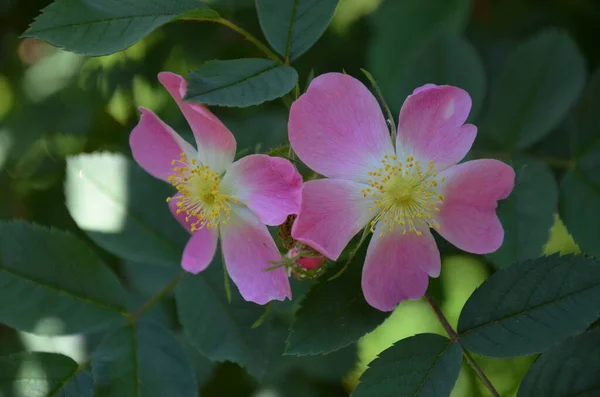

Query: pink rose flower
288;73;515;311
129;72;302;304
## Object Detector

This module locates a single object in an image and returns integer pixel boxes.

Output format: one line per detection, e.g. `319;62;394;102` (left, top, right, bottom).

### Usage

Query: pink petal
291;179;374;261
288;73;394;182
129;108;196;181
221;154;302;226
220;207;291;304
181;226;219;274
435;159;515;254
397;85;477;171
362;223;440;312
158;72;236;173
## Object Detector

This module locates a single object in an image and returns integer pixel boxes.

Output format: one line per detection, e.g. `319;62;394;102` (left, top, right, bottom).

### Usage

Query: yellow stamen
167;152;233;231
362;155;444;237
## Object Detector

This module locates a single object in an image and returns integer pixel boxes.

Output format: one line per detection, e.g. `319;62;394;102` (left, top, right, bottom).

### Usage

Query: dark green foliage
517;330;600;397
487;156;558;269
255;0;339;60
286;249;388;355
186;59;298;107
175;264;272;379
480;30;585;151
0;221;127;335
352;334;462;397
24;0;218;55
459;255;600;357
368;0;471;112
92;321;197;397
561;69;600;258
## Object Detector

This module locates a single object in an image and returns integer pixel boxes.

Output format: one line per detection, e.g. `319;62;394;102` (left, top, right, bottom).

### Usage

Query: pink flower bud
289;248;325;270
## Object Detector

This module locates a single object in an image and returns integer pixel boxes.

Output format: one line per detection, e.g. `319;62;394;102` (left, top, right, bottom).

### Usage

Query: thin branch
360;68;397;145
183;17;283;64
129;272;185;322
424;294;500;397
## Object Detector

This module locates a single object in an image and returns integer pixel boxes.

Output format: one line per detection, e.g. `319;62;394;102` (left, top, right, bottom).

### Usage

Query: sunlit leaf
65;153;187;267
0;352;91;397
352;334;462;397
0;221;127;335
185;58;298;107
458;254;600;357
24;0;218;56
255;0;339;60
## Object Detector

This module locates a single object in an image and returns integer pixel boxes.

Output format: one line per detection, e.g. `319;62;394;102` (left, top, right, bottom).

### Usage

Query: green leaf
65;153;187;267
185;58;298;107
560;150;600;257
0;221;127;335
255;0;339;60
351;334;462;397
285;249;388;356
458;254;600;357
571;69;600;158
263;319;357;383
517;330;600;397
487;156;558;269
92;321;197;397
368;0;471;112
0;352;91;397
175;264;271;379
481;29;586;151
23;0;218;56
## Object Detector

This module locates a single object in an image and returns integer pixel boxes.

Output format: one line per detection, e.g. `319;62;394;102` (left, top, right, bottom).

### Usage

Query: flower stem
424;294;500;397
185;17;283;64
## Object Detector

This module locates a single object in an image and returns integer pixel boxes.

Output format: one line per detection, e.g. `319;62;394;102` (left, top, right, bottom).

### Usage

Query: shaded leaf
0;352;91;397
517;330;600;397
0;221;127;335
65;153;187;267
186;58;298;107
368;0;470;112
560;150;600;258
92;321;197;397
481;29;585;150
458;254;600;357
352;334;462;397
24;0;218;56
487;156;558;269
255;0;339;60
285;248;388;355
175;263;271;379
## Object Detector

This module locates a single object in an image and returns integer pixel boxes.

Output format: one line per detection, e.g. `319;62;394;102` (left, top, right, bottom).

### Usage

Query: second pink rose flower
289;73;515;312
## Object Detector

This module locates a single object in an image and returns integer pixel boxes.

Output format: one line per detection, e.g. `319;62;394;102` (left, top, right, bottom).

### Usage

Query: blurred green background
0;0;597;396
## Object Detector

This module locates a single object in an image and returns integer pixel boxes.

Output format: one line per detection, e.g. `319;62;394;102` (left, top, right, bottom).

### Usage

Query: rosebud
287;245;326;280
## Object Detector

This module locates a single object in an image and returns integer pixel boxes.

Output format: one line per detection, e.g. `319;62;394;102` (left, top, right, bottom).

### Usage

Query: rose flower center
167;152;237;231
361;154;445;237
